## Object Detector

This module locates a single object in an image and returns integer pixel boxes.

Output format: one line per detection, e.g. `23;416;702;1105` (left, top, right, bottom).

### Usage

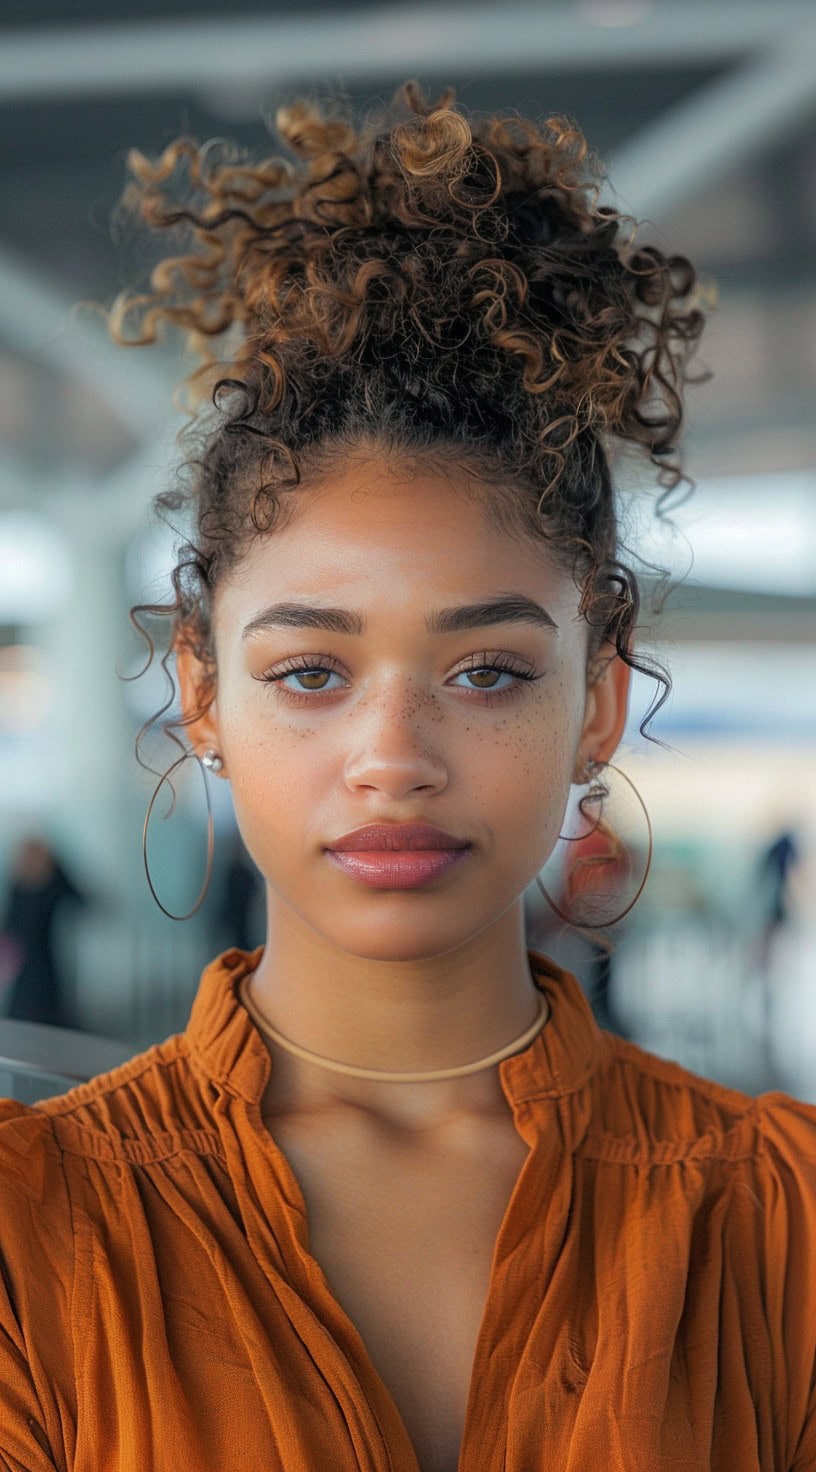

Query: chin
312;908;508;965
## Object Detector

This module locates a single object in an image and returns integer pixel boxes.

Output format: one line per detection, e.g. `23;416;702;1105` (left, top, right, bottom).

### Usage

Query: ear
175;641;225;774
572;643;631;782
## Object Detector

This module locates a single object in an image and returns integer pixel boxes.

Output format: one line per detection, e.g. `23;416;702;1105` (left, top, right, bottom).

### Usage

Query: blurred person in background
0;835;88;1027
0;82;814;1472
756;823;802;968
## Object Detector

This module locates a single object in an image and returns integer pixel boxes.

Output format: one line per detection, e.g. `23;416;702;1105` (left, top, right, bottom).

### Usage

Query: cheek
216;690;327;858
467;676;582;839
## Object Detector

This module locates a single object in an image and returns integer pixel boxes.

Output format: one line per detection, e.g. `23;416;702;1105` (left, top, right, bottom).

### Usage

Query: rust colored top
1;945;815;1471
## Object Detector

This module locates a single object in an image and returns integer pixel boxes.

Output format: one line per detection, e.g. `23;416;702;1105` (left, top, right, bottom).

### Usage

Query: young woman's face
185;451;629;961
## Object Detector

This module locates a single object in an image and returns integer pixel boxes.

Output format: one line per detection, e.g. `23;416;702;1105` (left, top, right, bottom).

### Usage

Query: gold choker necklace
239;975;548;1082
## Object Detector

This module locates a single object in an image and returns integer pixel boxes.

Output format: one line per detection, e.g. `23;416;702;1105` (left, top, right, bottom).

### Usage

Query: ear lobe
574;646;631;780
174;641;220;754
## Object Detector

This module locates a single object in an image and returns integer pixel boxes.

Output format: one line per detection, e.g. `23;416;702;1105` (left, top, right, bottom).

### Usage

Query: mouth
324;821;472;889
325;845;472;890
326;822;470;853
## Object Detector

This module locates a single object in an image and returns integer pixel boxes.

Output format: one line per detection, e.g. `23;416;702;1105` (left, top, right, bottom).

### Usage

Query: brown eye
254;656;347;699
450;658;539;700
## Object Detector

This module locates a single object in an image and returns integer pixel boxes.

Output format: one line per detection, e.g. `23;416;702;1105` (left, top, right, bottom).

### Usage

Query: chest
267;1110;531;1472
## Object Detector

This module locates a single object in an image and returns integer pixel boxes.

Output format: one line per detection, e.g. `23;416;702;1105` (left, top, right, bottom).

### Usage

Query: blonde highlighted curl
112;80;707;755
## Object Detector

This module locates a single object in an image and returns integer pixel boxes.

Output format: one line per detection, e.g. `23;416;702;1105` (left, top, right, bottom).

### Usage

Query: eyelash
255;652;542;708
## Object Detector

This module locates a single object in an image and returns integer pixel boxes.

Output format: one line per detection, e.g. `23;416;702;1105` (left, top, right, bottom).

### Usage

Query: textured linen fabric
1;944;815;1472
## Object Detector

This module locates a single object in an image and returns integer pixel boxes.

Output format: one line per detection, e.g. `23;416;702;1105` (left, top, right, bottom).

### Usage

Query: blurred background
0;0;814;1101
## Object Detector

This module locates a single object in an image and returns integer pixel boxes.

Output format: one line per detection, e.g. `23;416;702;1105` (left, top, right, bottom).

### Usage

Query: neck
246;904;547;1130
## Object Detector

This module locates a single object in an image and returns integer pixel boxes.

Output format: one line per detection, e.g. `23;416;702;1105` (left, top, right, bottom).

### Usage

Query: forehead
217;453;578;619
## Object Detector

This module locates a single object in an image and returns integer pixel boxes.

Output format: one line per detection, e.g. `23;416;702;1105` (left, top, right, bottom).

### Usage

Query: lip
327;847;471;889
326;823;470;853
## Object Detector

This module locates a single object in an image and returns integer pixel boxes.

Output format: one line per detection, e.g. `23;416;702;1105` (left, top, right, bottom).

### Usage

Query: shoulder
0;1100;75;1368
0;1095;66;1203
590;1029;816;1173
0;1035;224;1374
3;1032;222;1166
744;1088;816;1248
586;1042;816;1467
751;1085;816;1162
588;1033;816;1292
0;1101;75;1463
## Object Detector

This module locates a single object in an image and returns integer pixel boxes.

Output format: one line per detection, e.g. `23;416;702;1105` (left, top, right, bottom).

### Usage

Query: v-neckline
266;1101;542;1466
250;1055;550;1471
197;947;602;1468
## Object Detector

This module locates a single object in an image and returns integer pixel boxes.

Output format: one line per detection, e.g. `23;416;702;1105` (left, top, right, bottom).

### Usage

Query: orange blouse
1;945;815;1471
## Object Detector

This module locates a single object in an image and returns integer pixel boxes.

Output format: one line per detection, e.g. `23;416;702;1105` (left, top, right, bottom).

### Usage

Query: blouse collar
185;944;603;1108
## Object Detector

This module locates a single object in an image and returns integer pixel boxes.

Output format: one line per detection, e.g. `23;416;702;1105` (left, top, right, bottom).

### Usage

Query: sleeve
0;1100;74;1472
752;1092;816;1472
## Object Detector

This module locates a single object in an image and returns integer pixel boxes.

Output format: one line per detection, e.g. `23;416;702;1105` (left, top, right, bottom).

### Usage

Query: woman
1;83;814;1472
1;837;88;1027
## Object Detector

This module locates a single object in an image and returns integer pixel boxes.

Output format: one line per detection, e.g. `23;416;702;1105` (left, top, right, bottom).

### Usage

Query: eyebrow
241;592;558;641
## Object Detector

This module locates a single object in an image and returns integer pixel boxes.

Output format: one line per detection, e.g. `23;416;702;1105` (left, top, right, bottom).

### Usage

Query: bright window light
626;643;816;741
626;472;816;597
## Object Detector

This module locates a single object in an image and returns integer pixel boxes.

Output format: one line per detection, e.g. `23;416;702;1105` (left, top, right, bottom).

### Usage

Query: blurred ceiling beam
0;3;814;100
2;4;814;447
652;584;816;644
0;243;174;440
609;23;816;218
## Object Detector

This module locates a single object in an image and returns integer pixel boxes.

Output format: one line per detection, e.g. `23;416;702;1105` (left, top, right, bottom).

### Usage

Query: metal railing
0;1017;136;1104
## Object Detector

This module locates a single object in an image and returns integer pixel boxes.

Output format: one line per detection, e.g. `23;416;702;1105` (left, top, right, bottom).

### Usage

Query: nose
342;678;448;800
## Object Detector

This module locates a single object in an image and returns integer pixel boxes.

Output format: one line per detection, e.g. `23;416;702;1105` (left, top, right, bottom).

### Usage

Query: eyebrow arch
241;592;558;641
429;594;559;635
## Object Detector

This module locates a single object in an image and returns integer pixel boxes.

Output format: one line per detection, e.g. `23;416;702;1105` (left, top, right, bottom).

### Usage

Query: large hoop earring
536;759;653;929
142;749;216;921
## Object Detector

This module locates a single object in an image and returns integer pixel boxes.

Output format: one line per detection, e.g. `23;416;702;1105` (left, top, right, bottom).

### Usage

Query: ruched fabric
0;945;815;1471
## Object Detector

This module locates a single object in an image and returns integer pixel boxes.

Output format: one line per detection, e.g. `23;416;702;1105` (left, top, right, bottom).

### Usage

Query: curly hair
111;79;706;756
